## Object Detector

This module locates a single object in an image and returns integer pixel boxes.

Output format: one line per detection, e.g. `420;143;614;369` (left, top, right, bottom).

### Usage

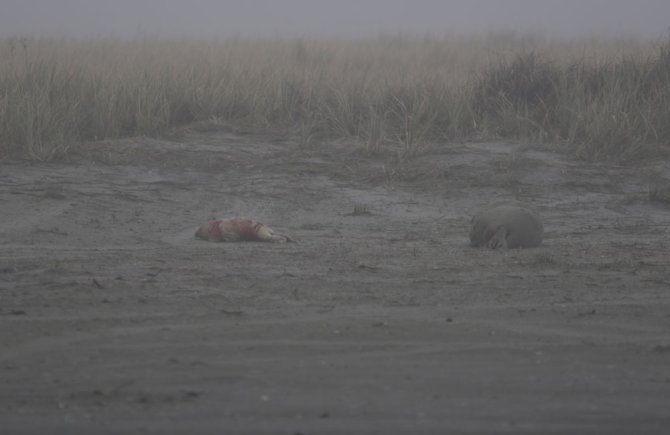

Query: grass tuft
0;34;668;160
472;37;670;158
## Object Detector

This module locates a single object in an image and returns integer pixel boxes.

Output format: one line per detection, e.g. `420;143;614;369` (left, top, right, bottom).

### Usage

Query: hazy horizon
1;0;669;40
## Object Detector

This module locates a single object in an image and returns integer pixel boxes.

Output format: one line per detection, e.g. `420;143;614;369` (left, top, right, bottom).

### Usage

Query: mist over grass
1;33;668;160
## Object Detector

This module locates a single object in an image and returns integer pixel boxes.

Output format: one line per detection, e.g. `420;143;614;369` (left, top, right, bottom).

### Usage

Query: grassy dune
0;34;668;160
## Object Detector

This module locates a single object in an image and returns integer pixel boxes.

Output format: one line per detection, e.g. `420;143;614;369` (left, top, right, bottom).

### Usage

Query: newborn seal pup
469;202;543;249
195;218;293;243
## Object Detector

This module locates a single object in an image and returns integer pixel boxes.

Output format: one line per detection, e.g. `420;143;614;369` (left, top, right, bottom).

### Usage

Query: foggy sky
1;0;669;40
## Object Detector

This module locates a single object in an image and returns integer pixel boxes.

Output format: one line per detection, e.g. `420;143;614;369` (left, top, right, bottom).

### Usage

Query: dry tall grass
0;34;666;160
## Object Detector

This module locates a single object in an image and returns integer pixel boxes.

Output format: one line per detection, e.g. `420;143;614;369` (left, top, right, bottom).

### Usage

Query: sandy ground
1;130;670;434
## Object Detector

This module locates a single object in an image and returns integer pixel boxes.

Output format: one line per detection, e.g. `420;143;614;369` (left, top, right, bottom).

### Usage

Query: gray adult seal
470;202;543;249
649;180;670;205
